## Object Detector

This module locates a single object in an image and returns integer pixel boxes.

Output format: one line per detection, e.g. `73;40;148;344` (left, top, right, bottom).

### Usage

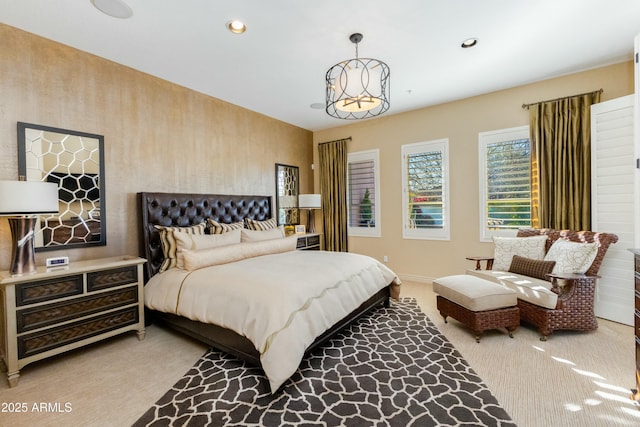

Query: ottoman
433;274;519;342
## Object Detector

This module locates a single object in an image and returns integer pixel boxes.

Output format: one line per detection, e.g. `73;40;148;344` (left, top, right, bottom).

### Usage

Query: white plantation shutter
591;95;635;326
485;139;531;228
347;150;381;237
402;139;450;240
478;126;531;241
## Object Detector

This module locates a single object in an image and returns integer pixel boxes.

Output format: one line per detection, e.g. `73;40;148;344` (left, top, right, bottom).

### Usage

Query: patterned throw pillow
508;255;556;281
244;217;278;231
544;239;598;274
492;235;548;271
155;222;207;272
207;219;244;234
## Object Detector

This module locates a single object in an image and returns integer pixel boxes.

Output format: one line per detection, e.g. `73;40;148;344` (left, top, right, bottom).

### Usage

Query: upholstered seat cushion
466;269;558;309
433;274;517;312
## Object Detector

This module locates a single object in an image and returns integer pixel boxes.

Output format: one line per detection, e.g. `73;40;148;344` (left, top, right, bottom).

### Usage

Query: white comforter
144;250;400;392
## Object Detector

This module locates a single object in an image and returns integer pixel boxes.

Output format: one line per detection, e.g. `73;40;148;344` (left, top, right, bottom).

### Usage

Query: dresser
632;250;640;403
0;256;146;387
296;233;322;250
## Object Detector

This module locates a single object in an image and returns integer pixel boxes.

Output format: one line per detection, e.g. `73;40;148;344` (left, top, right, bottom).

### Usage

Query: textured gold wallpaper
0;23;313;269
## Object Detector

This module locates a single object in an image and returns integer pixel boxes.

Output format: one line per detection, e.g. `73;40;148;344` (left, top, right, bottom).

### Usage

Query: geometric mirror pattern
23;129;102;247
276;164;299;225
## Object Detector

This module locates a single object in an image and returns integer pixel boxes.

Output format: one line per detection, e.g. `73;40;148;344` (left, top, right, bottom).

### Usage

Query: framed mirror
275;163;299;225
17;122;106;251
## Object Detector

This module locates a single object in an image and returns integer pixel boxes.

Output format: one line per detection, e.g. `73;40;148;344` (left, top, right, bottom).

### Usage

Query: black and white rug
134;298;515;426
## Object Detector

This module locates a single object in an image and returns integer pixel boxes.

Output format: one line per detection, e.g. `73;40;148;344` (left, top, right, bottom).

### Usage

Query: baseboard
397;274;434;284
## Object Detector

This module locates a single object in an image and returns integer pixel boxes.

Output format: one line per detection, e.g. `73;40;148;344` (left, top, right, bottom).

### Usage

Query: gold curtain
527;90;601;230
318;137;350;252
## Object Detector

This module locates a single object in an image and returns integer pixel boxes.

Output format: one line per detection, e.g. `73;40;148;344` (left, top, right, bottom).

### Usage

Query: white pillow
241;227;285;242
182;244;246;270
544;239;598;274
172;228;241;269
182;235;298;271
492;235;548;271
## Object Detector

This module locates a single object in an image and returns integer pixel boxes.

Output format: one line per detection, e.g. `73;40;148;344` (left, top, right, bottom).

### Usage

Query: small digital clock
46;256;69;267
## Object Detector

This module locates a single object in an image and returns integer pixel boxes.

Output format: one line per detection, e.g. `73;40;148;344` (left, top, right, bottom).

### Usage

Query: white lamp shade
0;180;59;215
334;63;383;113
299;194;322;209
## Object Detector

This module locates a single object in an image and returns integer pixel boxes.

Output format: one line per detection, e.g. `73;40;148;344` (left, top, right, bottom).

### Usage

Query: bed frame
137;191;390;366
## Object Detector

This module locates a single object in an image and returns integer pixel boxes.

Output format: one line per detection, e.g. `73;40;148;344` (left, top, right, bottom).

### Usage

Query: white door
591;95;635;325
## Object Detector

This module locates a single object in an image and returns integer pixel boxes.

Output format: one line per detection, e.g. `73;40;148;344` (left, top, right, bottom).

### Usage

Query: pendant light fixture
326;33;390;120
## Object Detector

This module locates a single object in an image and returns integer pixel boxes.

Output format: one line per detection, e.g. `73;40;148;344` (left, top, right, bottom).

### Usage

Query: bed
137;192;400;392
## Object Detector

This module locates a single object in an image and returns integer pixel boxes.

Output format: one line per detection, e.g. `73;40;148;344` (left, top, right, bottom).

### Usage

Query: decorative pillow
154;222;207;272
492;235;548;271
182;244;246;270
244;217;278;231
508;255;556;281
172;228;241;269
544;239;598;274
207;219;244;234
241;227;285;242
182;235;298;271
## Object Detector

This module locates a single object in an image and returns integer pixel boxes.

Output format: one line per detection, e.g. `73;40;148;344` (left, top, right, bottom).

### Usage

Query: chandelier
326;33;390;120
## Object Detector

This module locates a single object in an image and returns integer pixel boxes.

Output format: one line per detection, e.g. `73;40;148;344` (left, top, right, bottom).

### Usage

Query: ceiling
2;0;639;131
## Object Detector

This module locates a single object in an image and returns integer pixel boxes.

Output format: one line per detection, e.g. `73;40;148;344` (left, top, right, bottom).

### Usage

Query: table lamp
298;194;321;233
0;180;59;275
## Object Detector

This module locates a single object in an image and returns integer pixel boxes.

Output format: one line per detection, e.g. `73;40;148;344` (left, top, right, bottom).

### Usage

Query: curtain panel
318;137;350;252
528;90;601;230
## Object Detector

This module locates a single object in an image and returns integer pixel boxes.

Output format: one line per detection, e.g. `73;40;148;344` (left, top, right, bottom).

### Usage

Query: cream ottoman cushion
433;274;517;312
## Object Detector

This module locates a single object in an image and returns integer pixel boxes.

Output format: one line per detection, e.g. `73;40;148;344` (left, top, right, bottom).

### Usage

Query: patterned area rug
134;298;515;426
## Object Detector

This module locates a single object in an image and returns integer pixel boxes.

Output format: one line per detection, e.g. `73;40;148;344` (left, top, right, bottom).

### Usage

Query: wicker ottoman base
436;295;520;343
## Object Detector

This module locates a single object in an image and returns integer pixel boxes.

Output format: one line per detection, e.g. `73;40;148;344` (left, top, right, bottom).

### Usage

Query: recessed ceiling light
461;38;478;48
227;20;247;34
91;0;133;19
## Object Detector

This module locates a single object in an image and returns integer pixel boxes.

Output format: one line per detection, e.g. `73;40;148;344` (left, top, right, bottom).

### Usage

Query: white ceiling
2;0;640;131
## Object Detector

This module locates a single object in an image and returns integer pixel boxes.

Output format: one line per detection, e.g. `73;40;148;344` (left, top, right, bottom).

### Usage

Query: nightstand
0;256;146;387
296;233;322;250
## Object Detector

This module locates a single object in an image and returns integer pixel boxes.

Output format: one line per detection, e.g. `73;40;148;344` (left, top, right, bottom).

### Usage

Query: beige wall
0;24;313;270
313;61;635;281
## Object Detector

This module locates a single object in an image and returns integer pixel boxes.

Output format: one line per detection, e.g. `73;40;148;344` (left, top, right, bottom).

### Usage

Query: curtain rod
521;88;603;110
318;136;352;146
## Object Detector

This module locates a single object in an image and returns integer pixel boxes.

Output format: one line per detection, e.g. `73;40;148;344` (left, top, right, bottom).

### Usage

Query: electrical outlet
383;255;388;263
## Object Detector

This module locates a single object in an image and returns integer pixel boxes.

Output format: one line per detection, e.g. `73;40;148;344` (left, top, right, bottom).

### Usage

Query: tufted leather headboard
137;192;272;281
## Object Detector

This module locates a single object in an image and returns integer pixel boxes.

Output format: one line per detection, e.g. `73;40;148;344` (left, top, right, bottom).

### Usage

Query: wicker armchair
474;228;618;340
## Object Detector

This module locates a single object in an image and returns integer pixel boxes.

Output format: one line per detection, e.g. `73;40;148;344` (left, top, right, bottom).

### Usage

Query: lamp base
306;209;316;234
8;217;38;275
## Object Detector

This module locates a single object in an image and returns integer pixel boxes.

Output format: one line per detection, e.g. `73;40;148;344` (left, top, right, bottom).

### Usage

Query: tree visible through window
402;139;450;240
347;150;381;237
407;151;443;229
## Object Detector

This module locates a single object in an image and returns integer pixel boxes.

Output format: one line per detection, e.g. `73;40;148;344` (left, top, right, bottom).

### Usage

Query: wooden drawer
296;237;307;249
18;306;139;359
87;266;138;291
307;234;320;247
16;275;83;307
17;286;139;333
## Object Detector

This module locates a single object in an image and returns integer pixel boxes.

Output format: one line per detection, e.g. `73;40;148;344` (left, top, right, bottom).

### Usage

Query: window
402;139;450;240
347;149;381;237
478;126;531;241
